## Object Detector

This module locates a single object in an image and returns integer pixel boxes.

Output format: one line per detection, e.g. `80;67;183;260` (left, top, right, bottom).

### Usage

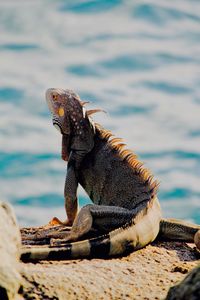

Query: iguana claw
48;217;72;226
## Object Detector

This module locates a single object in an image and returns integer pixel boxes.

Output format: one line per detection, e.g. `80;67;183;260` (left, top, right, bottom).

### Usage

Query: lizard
21;88;200;262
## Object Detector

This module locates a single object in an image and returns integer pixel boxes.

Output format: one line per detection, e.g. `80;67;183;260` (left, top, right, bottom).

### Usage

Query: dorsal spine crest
95;123;159;197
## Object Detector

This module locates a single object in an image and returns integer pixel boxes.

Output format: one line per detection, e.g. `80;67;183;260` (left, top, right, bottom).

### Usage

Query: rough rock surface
166;265;200;300
0;202;200;300
0;204;199;300
0;201;22;300
19;236;200;300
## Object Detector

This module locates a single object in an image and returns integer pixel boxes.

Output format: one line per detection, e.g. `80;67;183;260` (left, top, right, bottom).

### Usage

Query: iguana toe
50;232;79;246
48;217;71;226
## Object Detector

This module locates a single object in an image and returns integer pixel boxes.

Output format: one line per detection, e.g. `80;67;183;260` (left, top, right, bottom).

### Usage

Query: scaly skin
20;88;200;261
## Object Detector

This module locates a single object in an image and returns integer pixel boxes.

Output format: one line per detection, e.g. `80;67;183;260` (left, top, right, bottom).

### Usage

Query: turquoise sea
0;0;199;226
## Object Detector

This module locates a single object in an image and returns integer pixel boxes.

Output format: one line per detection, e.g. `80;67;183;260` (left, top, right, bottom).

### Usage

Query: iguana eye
52;94;58;101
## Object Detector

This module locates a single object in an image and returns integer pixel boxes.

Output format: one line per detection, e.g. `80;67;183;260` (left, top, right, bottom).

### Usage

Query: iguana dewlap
21;88;200;261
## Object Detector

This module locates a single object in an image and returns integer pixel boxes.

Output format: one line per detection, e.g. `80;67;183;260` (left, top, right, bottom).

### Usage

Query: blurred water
0;0;199;226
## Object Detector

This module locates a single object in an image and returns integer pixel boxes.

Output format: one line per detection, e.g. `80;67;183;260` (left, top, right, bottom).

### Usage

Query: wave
0;0;199;225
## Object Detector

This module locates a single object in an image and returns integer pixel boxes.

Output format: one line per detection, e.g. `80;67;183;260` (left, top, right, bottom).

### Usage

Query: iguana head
45;88;95;161
45;88;86;135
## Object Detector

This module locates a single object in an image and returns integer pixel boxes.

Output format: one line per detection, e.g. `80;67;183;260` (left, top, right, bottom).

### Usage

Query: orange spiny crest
109;137;124;145
120;148;158;195
123;153;133;161
95;124;113;139
95;124;158;195
112;143;126;152
139;169;152;182
94;122;101;131
147;175;155;185
120;149;136;160
104;132;113;139
132;161;143;169
87;109;106;116
151;180;160;192
126;156;137;165
101;130;113;140
141;169;152;182
136;166;145;176
138;168;146;177
80;101;90;106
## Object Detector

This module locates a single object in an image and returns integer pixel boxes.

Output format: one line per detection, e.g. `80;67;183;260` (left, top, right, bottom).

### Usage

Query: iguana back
79;124;158;211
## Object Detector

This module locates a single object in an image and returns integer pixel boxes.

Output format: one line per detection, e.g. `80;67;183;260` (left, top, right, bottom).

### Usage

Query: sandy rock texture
0;201;22;300
19;239;199;300
0;204;199;300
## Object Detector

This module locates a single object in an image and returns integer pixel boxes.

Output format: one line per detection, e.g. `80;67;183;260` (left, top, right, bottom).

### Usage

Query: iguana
21;88;200;261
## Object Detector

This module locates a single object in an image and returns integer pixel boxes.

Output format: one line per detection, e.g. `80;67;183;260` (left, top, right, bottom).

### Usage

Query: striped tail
21;197;161;262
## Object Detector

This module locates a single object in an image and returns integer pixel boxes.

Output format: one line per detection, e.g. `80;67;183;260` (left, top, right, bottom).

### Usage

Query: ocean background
0;0;199;226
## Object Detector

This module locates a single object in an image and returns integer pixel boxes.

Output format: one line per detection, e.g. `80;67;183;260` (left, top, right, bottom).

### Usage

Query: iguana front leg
50;148;89;226
63;163;78;226
48;163;78;226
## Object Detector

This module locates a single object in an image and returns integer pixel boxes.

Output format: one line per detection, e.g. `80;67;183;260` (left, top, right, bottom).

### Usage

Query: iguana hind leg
160;218;200;250
50;204;134;246
22;225;72;241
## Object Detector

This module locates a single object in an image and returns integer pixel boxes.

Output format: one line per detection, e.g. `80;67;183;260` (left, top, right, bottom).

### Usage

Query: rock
0;208;198;300
0;201;22;300
166;265;200;300
20;236;199;300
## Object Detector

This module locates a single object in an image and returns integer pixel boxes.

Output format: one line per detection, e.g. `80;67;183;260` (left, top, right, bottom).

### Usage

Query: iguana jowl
21;88;200;261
